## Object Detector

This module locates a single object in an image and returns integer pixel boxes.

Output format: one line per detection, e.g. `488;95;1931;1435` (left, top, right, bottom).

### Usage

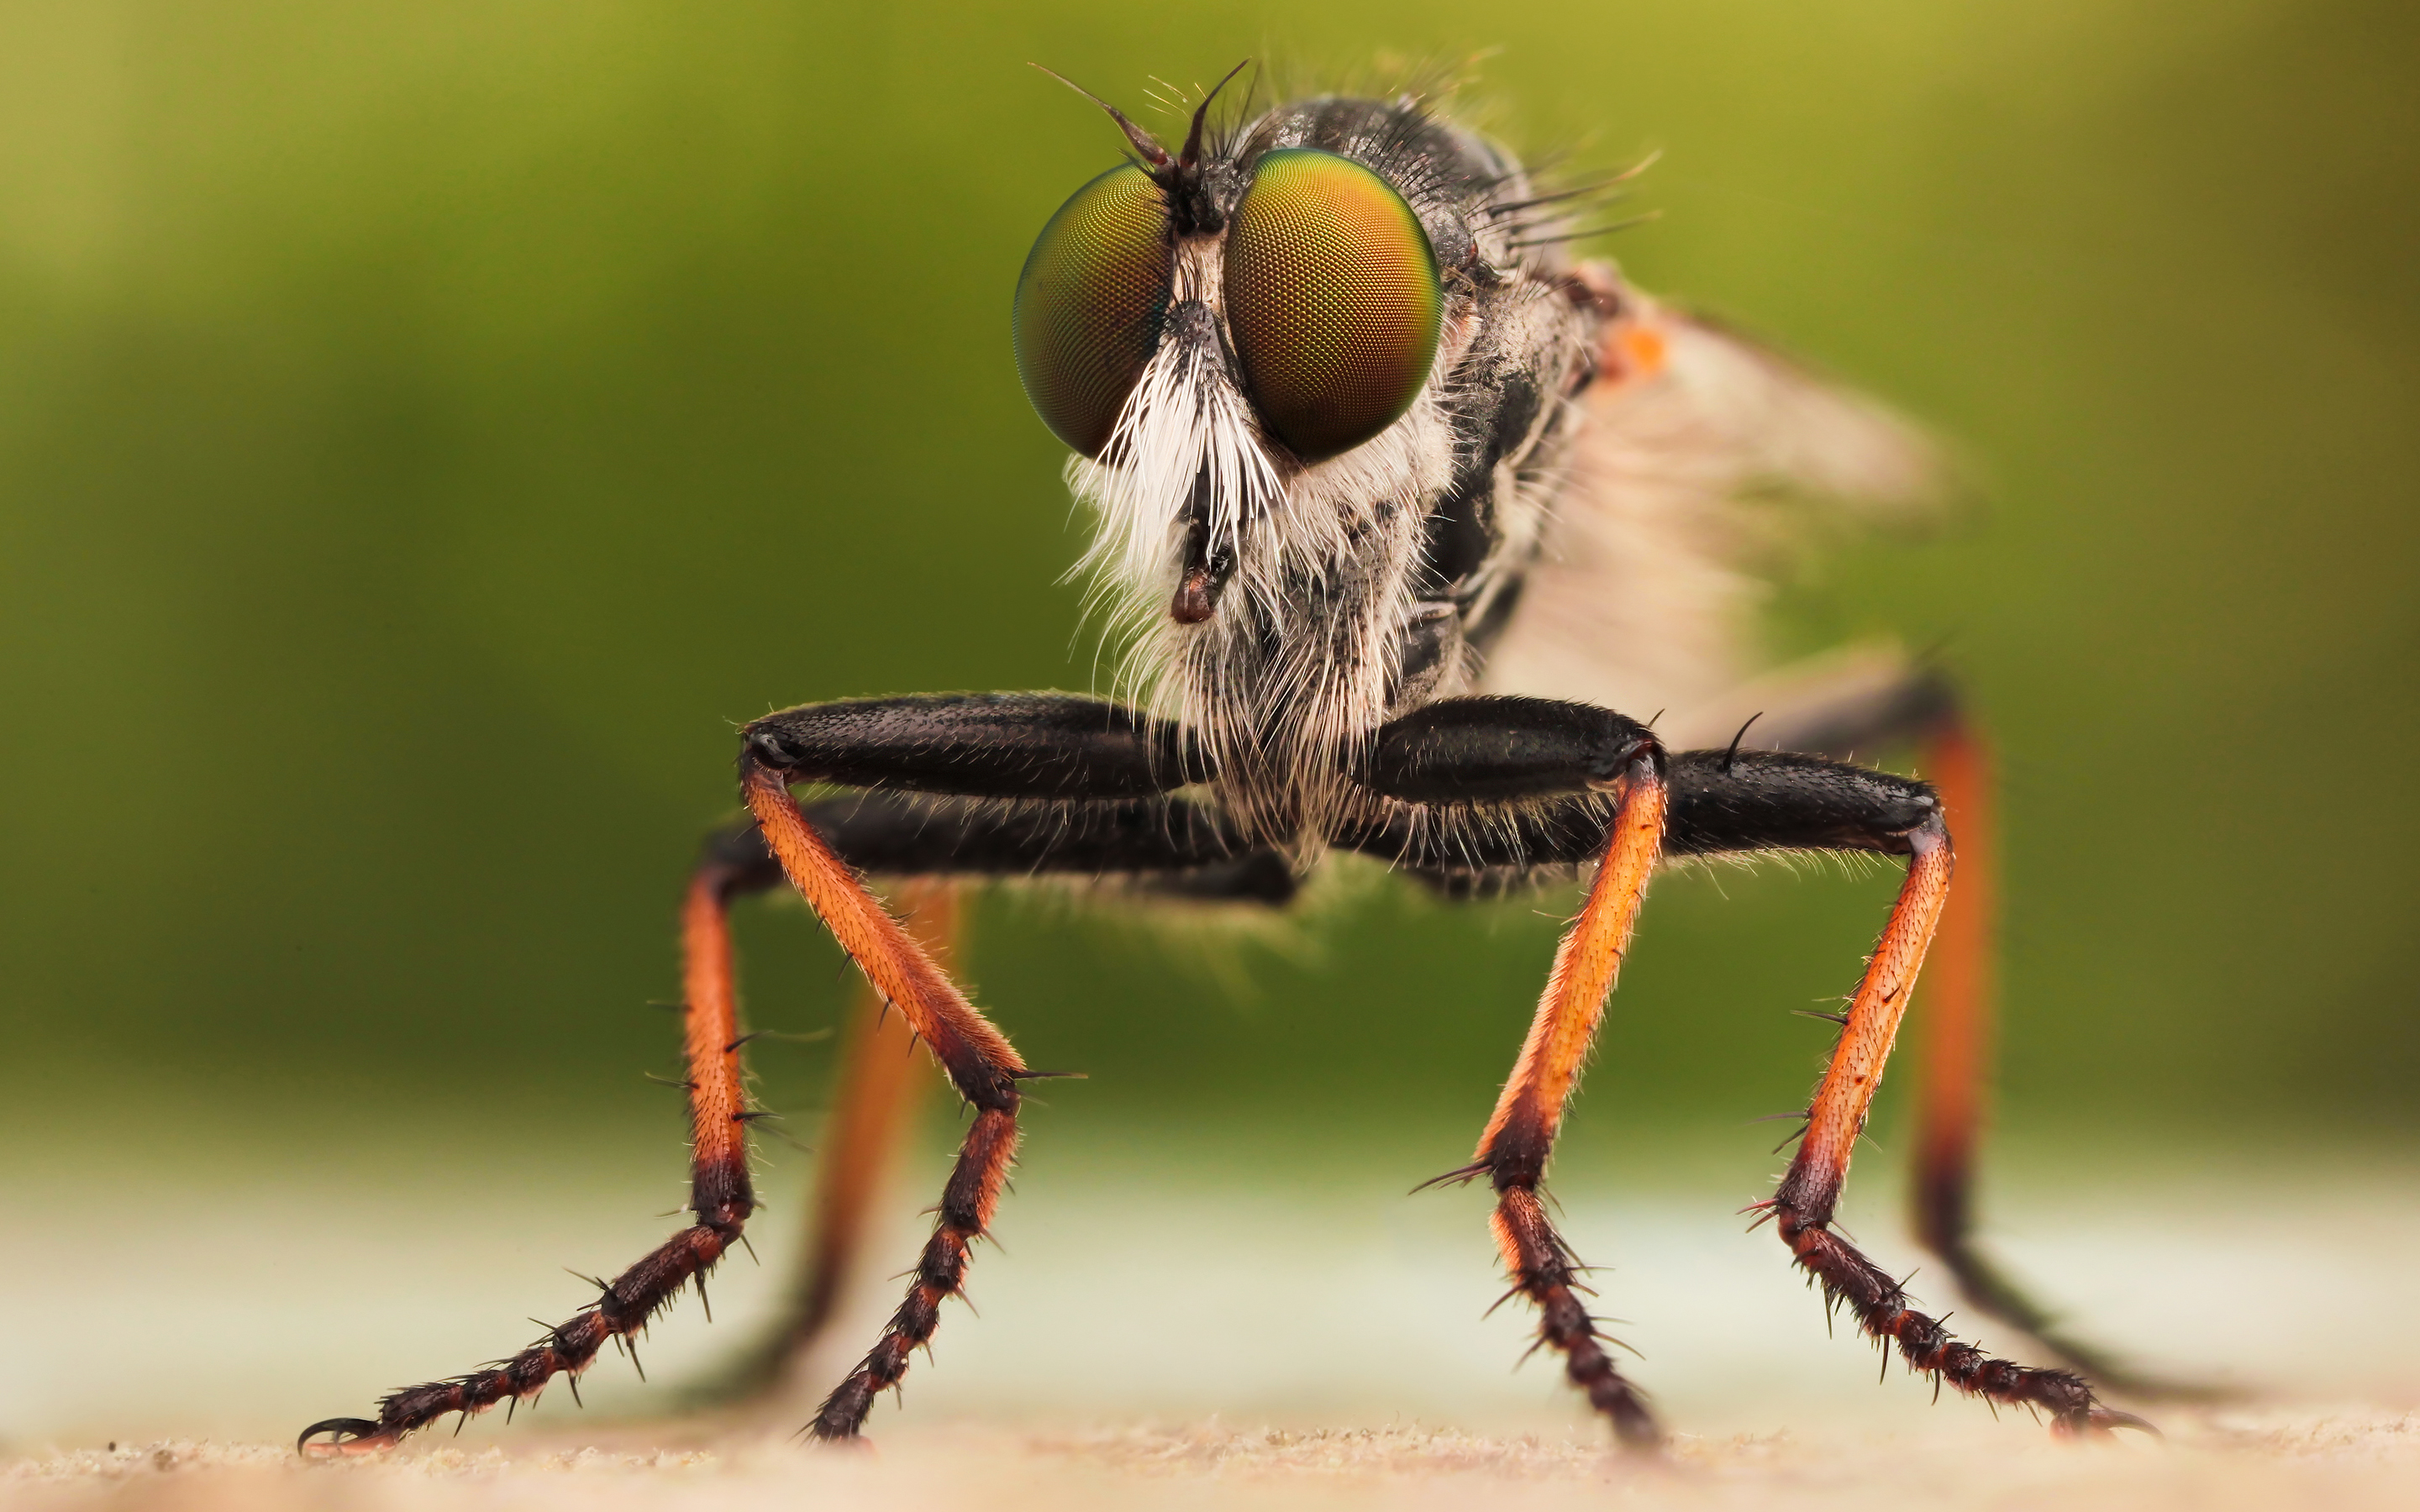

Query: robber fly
300;66;2160;1456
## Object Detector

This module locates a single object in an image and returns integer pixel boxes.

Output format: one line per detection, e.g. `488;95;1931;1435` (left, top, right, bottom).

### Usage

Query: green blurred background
1;1;2416;1423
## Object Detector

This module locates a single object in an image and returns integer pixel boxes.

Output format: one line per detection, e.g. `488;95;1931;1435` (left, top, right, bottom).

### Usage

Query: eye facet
1223;149;1442;463
1013;165;1173;457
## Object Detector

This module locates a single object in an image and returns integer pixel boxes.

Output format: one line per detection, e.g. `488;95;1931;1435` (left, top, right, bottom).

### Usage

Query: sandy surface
5;1413;2419;1512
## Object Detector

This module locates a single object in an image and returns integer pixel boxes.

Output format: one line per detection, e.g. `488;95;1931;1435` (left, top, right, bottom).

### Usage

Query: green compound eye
1223;150;1442;462
1013;165;1174;458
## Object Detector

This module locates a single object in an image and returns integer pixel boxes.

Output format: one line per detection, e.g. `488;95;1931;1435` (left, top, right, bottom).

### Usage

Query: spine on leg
796;885;954;1347
1462;751;1666;1449
742;761;1031;1441
807;1105;1019;1439
297;864;760;1457
1767;823;2147;1436
1491;1188;1659;1446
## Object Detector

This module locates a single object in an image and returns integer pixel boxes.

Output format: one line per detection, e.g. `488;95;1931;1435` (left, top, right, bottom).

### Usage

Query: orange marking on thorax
1618;323;1668;381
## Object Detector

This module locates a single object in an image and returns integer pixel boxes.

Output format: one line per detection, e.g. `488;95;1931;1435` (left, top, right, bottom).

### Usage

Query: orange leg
298;854;762;1456
1768;812;2148;1436
742;764;1026;1440
1454;744;1666;1450
793;884;953;1352
697;882;955;1407
1910;718;1993;1252
1909;717;2210;1398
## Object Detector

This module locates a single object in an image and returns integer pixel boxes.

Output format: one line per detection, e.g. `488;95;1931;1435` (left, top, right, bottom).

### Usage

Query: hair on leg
741;762;1027;1441
1443;743;1667;1451
1411;745;2165;1433
792;884;953;1366
1671;655;2184;1396
1905;718;2211;1399
686;879;955;1411
1756;801;2149;1436
297;851;766;1457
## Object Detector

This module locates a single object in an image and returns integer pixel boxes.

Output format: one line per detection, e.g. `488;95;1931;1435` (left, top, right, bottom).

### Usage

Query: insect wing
1480;265;1946;740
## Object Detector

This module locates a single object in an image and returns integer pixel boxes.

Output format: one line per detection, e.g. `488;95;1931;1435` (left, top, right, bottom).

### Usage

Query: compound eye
1223;149;1442;463
1013;165;1174;457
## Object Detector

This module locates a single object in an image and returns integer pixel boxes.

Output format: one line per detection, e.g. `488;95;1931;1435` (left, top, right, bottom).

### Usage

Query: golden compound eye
1013;165;1174;458
1223;149;1442;463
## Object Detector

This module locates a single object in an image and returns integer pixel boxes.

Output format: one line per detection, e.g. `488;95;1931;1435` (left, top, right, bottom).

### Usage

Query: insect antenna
1028;63;1171;166
1178;59;1254;168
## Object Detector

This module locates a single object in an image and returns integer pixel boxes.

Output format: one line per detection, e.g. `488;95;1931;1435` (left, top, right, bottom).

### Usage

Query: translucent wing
1480;262;1948;748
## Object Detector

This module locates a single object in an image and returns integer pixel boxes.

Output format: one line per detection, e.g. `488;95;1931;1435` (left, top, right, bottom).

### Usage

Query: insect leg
1476;752;1665;1448
1658;748;2151;1436
733;694;1240;1439
756;801;1296;1393
1669;664;2041;1363
297;843;769;1457
730;799;1298;1396
1902;717;2196;1397
1687;655;2188;1394
775;789;1295;1364
1363;697;1670;1449
1681;661;2009;1315
689;870;955;1407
